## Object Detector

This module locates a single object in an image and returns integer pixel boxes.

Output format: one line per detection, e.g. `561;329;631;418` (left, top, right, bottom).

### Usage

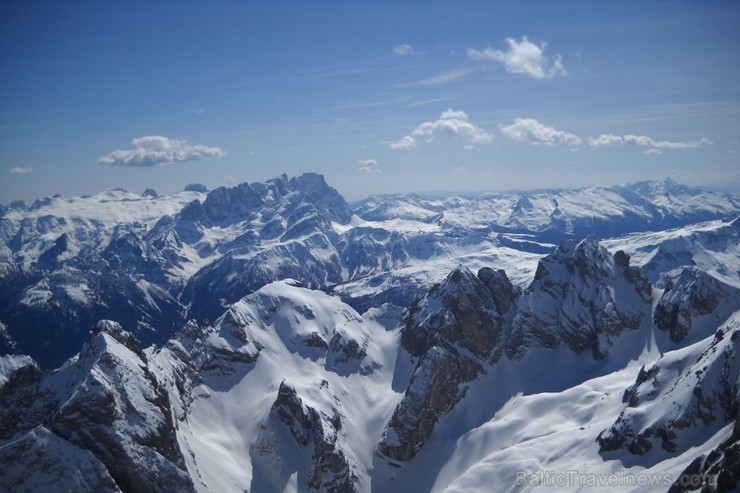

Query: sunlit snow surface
142;279;738;492
150;281;407;492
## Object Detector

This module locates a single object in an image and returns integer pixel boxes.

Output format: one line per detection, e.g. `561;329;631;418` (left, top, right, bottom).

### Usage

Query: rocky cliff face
668;419;740;493
507;239;652;359
378;239;657;465
654;267;740;343
0;426;122;493
251;380;357;493
0;321;195;493
378;266;513;462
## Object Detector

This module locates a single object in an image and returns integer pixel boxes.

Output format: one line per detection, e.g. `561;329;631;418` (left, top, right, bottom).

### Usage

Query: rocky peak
508;239;651;359
654;267;740;343
272;380;313;446
49;321;195;493
202;182;265;223
477;266;517;315
255;380;357;493
380;265;508;463
289;172;352;225
0;320;196;493
178;199;204;222
401;266;505;363
90;320;147;361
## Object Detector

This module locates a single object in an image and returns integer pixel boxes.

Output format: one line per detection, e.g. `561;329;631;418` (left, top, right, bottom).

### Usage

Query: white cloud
98;136;226;167
587;134;624;147
393;44;416;56
630;135;712;149
589;133;712;150
390;110;492;150
499;118;581;146
389;135;417;150
643;148;662;155
358;159;381;173
10;166;33;174
467;36;566;79
410;109;493;144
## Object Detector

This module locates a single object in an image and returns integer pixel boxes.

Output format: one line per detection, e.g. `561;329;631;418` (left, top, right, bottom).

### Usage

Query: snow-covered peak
509;239;652;359
353;179;739;236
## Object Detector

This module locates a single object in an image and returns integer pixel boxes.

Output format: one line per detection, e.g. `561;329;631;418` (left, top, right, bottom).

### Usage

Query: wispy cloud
390;109;493;150
395;68;474;88
10;166;34;174
334;97;408;111
405;96;458;108
468;36;566;79
99;136;226;167
499;118;581;146
393;44;417;56
358;159;381;173
588;133;712;150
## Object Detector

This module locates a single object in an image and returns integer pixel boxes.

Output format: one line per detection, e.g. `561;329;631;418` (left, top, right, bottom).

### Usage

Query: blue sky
1;1;739;203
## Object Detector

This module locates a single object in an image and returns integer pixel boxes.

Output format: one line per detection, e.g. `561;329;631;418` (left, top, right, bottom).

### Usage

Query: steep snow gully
1;174;739;492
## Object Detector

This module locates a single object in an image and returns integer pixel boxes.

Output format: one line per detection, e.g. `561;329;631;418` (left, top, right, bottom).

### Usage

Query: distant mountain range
1;174;739;492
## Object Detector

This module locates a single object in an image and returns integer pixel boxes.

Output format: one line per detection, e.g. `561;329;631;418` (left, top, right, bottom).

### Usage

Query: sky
1;1;739;203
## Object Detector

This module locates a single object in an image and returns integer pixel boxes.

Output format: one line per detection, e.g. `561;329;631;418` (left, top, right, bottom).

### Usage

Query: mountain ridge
2;233;738;492
2;174;738;368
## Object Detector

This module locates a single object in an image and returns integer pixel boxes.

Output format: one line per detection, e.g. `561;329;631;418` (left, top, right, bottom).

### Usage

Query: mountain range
1;174;739;492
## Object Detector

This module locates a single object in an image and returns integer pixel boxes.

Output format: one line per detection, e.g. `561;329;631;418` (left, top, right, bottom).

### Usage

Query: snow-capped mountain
2;238;738;492
2;174;737;369
1;174;740;492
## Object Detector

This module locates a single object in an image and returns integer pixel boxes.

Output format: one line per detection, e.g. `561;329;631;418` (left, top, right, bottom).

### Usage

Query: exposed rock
655;267;740;343
379;266;505;462
272;381;313;447
400;266;506;363
598;327;740;459
164;317;261;377
507;239;652;359
255;380;358;493
0;427;122;493
0;356;54;441
48;323;194;493
0;322;196;493
668;419;740;493
477;266;518;315
378;345;481;462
